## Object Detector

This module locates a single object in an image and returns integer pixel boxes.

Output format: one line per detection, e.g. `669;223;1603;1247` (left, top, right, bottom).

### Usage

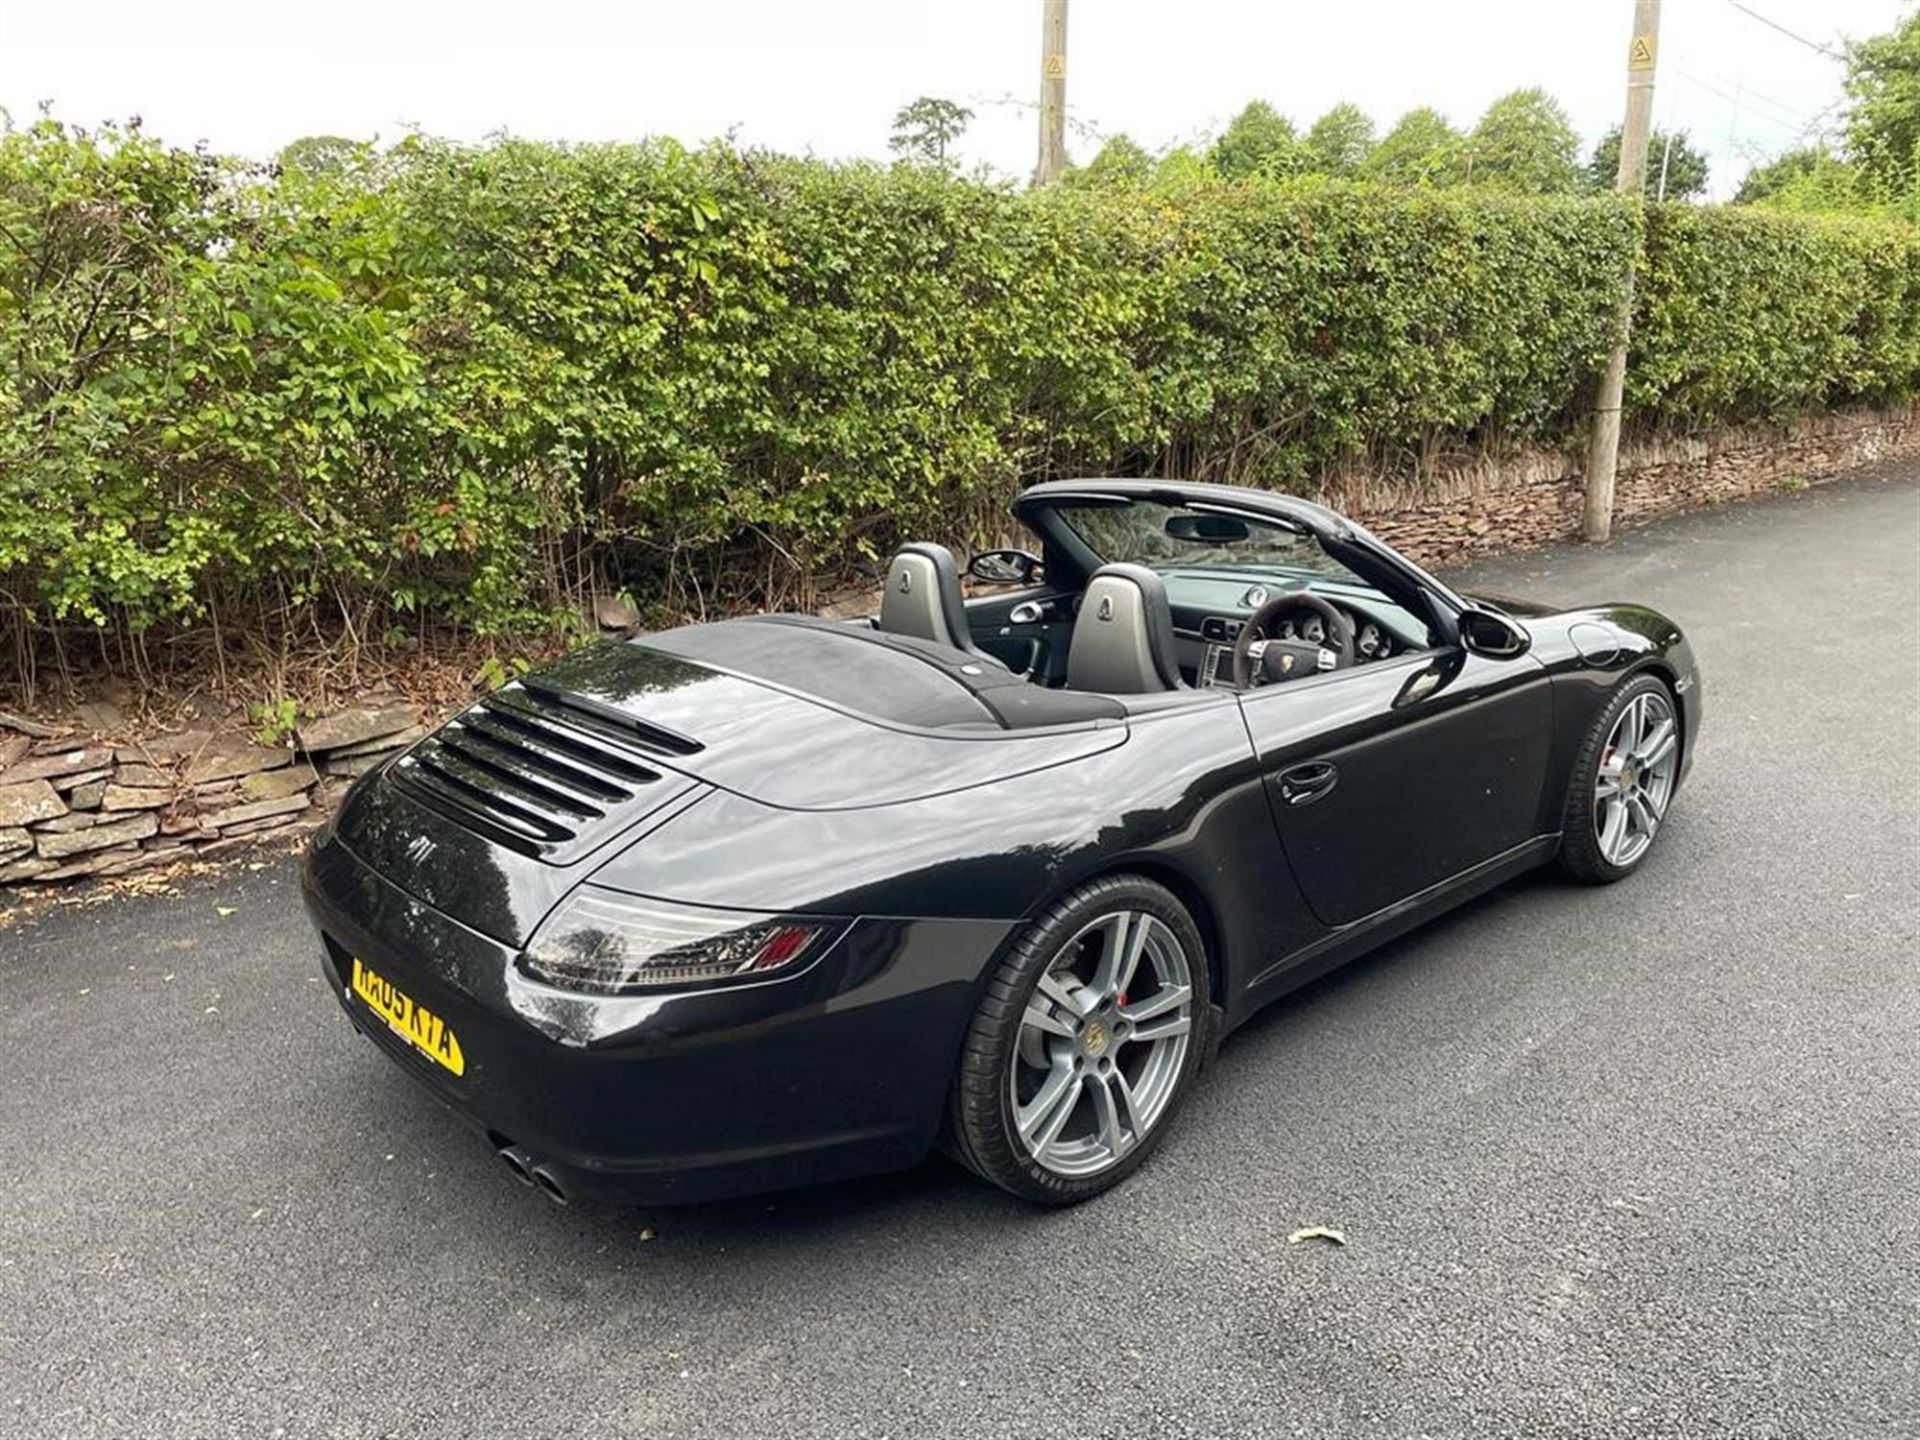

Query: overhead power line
1674;68;1817;133
1673;55;1826;124
1721;0;1845;62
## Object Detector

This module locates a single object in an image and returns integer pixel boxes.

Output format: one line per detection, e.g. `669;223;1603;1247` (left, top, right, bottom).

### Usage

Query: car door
1239;646;1554;928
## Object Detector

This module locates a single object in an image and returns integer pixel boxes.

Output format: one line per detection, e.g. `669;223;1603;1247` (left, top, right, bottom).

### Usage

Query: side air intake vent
389;688;689;859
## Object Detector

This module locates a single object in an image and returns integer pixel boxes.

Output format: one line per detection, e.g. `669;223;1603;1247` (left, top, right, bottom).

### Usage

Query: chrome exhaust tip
530;1167;570;1207
497;1145;536;1186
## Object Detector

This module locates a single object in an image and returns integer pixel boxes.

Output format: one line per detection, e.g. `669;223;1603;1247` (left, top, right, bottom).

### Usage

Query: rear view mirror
1164;513;1250;543
968;548;1043;585
1458;607;1531;659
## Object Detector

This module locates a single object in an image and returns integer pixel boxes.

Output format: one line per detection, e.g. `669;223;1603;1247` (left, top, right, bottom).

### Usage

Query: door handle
1276;761;1338;807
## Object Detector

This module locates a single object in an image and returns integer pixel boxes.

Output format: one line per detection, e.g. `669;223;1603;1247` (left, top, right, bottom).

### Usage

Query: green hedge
2;120;1916;661
1631;204;1920;421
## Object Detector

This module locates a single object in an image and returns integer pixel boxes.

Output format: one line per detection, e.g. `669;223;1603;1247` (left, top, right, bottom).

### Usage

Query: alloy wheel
1009;910;1195;1178
1594;689;1680;868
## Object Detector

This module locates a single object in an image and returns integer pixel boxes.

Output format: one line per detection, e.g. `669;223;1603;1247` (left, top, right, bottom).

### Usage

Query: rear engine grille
388;686;696;859
515;678;704;757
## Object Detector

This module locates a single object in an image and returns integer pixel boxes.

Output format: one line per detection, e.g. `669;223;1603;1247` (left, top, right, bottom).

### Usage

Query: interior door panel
965;588;1075;685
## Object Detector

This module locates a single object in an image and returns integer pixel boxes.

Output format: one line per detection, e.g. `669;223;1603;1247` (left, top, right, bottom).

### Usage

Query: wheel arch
1027;855;1231;1012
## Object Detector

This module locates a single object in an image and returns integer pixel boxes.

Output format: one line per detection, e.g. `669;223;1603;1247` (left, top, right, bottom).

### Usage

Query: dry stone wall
0;704;425;887
1324;405;1918;567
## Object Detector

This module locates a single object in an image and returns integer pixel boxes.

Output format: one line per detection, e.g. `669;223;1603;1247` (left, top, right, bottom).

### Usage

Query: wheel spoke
1016;1062;1083;1151
1626;694;1650;750
1629;792;1659;839
1021;997;1077;1040
1118;983;1190;1024
1088;1072;1136;1158
1637;718;1677;771
1100;912;1152;1000
1598;795;1629;861
1036;971;1093;1020
1119;982;1193;1044
1129;1013;1191;1044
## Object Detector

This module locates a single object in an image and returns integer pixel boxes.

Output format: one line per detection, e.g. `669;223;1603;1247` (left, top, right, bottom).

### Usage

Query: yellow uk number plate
349;957;465;1077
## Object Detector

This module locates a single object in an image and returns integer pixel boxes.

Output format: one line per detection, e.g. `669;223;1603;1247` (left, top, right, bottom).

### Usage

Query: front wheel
1557;673;1682;883
945;876;1213;1205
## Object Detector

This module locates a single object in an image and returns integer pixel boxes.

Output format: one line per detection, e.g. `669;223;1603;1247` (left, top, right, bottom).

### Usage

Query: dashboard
1160;573;1430;688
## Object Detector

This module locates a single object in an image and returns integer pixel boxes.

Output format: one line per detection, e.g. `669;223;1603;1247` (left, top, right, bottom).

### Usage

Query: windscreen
1054;500;1368;586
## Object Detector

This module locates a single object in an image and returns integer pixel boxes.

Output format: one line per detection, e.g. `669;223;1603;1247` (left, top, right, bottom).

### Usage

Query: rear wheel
1558;674;1682;883
946;875;1212;1204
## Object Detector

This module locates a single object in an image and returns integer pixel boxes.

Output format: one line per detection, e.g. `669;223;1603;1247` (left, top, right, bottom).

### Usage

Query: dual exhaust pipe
496;1142;570;1207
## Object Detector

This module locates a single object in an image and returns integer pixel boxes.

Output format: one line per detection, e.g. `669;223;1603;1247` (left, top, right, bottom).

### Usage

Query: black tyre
946;875;1213;1205
1557;672;1682;884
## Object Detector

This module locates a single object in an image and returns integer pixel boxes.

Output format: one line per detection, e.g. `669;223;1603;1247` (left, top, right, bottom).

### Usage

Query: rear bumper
301;829;1011;1205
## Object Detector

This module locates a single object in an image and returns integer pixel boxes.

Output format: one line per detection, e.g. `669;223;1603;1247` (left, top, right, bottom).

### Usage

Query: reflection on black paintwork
534;641;714;701
514;640;1128;812
1393;651;1463;707
332;767;522;951
589;702;1320;994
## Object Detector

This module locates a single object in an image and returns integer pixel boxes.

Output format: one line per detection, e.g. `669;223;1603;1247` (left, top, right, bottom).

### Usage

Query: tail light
521;888;842;994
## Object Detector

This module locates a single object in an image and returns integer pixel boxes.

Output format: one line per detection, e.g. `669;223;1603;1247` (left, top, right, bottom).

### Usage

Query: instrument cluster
1267;611;1396;661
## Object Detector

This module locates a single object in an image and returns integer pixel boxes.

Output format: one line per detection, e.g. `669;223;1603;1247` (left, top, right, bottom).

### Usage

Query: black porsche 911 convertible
302;479;1701;1206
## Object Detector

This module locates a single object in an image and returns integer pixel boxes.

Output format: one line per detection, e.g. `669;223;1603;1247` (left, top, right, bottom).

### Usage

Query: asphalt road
3;469;1917;1440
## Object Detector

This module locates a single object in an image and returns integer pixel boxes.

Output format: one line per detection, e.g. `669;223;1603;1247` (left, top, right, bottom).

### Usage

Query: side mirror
968;548;1043;585
1458;607;1531;659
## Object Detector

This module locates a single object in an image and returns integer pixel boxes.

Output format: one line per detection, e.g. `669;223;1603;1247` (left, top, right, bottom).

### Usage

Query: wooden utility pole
1583;0;1662;543
1035;0;1069;185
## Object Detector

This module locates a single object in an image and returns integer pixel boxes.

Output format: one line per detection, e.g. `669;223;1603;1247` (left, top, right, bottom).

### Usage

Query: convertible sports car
302;479;1701;1206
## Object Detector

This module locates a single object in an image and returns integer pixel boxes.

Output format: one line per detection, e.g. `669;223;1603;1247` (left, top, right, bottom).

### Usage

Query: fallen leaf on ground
1287;1226;1347;1247
637;1227;657;1242
215;905;235;917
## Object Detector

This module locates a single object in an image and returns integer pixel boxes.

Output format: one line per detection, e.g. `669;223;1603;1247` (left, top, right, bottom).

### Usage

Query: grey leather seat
1066;563;1187;694
878;543;990;659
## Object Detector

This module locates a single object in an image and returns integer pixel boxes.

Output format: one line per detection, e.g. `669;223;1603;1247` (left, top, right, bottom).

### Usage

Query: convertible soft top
643;617;1127;732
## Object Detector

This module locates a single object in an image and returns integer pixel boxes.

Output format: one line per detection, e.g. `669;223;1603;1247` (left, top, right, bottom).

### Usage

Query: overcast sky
4;0;1909;198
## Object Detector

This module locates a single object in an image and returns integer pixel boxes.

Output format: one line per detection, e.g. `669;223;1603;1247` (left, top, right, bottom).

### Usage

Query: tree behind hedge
1303;104;1376;177
1468;89;1581;194
1365;108;1469;187
1588;126;1709;201
1208;102;1302;179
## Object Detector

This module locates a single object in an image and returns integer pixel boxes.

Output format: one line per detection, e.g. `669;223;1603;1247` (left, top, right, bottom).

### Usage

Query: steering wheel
1230;591;1356;688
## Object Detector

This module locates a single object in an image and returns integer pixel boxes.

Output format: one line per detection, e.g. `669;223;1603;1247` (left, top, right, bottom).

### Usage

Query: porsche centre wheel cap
1081;1018;1109;1058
